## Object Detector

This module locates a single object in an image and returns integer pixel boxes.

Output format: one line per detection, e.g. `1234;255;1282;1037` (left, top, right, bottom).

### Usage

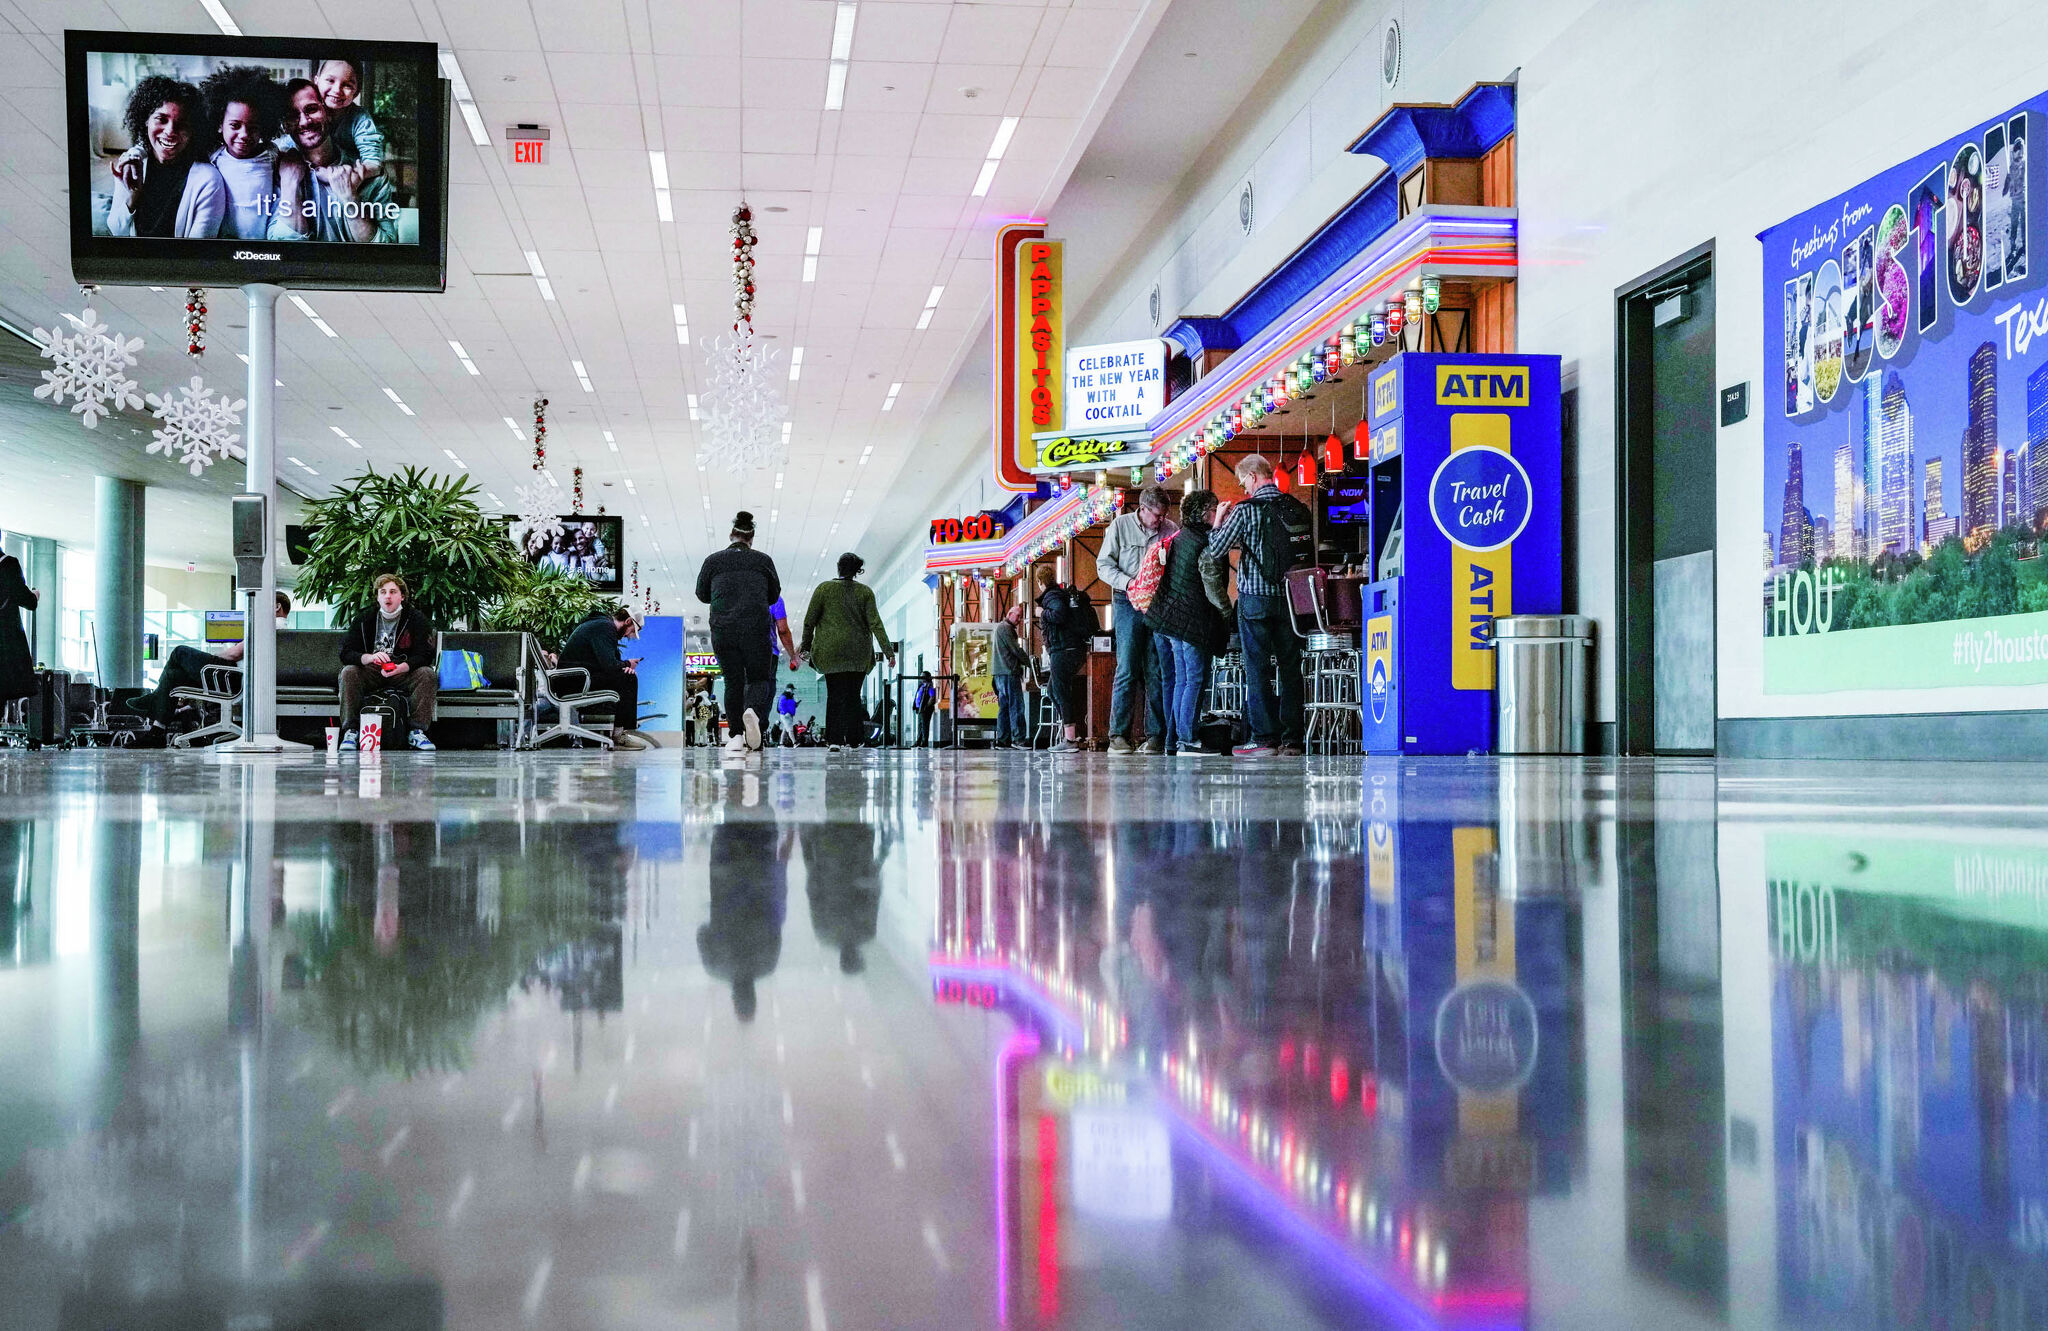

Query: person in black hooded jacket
1144;490;1230;755
1034;565;1093;751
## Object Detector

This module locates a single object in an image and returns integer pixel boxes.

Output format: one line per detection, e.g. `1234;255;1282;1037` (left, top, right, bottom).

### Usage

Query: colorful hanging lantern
1403;289;1423;325
1421;275;1442;314
1297;450;1318;488
1352;419;1371;457
1370;313;1388;346
1339;327;1357;365
1310;346;1328;383
1385;300;1406;337
1275;466;1292;493
1323;432;1344;474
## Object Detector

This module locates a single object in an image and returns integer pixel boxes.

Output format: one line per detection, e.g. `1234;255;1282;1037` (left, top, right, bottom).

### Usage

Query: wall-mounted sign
684;652;721;673
992;223;1048;492
1761;90;2048;696
1063;338;1166;430
1034;432;1151;472
1016;239;1064;445
1428;445;1533;552
505;124;550;166
929;513;1005;544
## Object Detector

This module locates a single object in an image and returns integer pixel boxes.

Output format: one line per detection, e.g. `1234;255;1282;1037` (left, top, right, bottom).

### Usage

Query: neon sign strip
923;482;1101;573
1146;208;1517;448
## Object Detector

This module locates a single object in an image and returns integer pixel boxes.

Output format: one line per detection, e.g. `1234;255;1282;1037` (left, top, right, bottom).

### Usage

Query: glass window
59;549;94;676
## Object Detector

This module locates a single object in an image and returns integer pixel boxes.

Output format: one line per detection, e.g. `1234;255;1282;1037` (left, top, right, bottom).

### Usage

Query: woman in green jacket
801;552;896;751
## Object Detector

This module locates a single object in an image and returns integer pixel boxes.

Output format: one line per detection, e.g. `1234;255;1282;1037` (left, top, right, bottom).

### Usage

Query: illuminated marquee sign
929;513;1006;544
1062;338;1165;429
684;652;721;673
1017;240;1064;439
993;226;1059;492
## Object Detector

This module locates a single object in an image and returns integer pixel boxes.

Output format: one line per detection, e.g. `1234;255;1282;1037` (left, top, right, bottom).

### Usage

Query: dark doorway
1617;246;1717;755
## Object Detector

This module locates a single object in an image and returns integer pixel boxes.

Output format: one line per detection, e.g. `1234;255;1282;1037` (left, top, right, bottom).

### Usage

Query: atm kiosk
1358;353;1563;754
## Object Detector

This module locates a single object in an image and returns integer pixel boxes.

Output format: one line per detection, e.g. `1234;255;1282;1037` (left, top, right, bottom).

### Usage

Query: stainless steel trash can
1493;615;1593;755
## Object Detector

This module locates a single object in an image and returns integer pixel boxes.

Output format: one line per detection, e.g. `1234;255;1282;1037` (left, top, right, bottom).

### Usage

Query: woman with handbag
1144;490;1231;756
800;552;895;753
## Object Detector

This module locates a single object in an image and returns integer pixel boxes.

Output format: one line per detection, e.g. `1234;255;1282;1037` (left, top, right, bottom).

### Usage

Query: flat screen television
65;31;448;292
510;515;625;594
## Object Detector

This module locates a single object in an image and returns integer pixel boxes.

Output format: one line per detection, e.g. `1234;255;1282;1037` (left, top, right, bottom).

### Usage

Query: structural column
93;476;145;689
26;537;60;668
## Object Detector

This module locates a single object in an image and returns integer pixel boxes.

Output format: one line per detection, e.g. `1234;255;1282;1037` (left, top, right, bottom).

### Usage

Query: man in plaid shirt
1200;455;1306;756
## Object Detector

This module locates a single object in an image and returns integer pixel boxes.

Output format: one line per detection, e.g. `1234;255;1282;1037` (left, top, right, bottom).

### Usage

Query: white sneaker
743;708;762;751
828;743;843;754
723;733;748;754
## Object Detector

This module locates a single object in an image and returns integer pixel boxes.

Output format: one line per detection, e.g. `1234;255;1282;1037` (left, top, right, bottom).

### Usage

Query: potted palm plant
485;562;624;654
295;466;524;629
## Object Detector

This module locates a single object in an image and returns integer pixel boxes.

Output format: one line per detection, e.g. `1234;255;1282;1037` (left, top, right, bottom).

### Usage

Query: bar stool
1285;568;1362;755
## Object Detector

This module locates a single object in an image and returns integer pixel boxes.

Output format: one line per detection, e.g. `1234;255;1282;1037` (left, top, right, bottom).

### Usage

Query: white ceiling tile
661;106;743;154
560;102;651;151
923;65;1021;115
899;155;977;195
743;110;823;156
843;62;935;114
653;56;744;108
832;111;922;157
742;59;826;110
545;52;643;104
849;2;948;63
742;0;840;59
1021;63;1105;118
740;154;820;191
533;2;634;54
911;113;1000;156
939;5;1051;64
664;152;746;191
649;1;743;57
1047;7;1139;67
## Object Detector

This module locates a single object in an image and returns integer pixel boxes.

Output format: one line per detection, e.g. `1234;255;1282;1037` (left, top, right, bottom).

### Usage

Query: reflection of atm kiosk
1360;354;1563;754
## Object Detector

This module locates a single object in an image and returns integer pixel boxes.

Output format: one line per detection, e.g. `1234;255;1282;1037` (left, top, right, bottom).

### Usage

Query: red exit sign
505;125;550;167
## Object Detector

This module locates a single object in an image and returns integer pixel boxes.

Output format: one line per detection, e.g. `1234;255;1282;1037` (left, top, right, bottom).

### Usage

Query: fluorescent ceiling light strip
604;430;618;452
824;62;848;111
986;115;1019;160
971;158;1000;198
457;102;489;148
831;3;858;59
648;151;670;191
687;394;700;420
438;52;475;102
789;347;804;381
915;310;934;330
504;416;523;436
573;359;593;391
448;340;479;375
805;227;823;257
382;386;414;415
199;0;242;37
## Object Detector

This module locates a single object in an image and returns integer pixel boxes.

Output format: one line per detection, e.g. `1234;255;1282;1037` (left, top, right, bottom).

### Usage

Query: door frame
1614;240;1716;756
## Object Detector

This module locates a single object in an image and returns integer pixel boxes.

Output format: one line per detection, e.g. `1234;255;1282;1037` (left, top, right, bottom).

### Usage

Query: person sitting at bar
126;592;290;726
559;605;651;751
337;574;438;751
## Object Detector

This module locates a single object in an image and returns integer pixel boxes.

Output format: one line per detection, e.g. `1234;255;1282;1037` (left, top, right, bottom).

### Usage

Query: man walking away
1201;456;1311;756
560;606;651;750
991;603;1031;750
913;670;938;747
1097;486;1177;754
775;684;799;745
695;511;781;753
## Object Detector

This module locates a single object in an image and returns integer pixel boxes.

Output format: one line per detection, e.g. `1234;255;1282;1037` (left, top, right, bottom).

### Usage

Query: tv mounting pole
219;282;305;753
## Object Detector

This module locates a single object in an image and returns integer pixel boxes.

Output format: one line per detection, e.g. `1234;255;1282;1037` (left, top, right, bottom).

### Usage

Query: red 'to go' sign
930;513;1000;544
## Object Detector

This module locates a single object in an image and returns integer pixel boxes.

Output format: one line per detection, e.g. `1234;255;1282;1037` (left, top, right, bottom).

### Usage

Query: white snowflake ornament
31;307;145;428
145;375;247;476
511;479;564;550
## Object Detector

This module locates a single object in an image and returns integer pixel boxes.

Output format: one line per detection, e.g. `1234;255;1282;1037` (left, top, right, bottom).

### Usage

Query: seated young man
127;592;291;726
337;573;438;750
558;606;650;750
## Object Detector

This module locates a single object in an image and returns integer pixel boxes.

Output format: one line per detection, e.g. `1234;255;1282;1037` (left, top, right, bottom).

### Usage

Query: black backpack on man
1244;489;1316;585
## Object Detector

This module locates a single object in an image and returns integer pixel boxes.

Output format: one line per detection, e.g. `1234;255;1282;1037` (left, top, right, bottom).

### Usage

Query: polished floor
0;749;2044;1330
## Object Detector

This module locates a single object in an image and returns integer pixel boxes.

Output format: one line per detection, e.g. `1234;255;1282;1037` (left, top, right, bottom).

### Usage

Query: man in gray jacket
1096;486;1178;754
991;603;1031;749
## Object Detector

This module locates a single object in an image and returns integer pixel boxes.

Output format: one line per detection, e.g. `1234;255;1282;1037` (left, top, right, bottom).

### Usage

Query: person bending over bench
338;573;437;751
127;592;290;726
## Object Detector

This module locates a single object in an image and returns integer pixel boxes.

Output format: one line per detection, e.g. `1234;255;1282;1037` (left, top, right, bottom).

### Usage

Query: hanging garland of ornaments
184;288;207;357
698;202;787;474
630;561;638;595
532;396;548;469
572;466;584;513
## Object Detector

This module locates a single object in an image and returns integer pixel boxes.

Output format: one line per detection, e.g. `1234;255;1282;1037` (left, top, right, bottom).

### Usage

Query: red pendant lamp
1275;466;1292;493
1352;419;1371;460
1323;431;1345;475
1297;449;1318;488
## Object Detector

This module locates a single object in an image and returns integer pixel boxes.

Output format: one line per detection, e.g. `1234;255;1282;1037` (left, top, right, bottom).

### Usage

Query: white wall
882;0;2048;724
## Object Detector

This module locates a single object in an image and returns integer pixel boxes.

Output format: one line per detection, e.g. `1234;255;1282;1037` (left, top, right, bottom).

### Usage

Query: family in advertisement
1764;95;2048;692
88;51;417;244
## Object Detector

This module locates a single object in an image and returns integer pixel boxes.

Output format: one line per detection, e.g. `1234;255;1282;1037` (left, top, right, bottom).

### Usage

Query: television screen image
66;31;447;291
513;516;625;594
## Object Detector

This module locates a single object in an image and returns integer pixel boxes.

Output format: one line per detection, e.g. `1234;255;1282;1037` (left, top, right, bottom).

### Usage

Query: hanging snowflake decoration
510;479;564;550
698;202;787;474
145;375;246;476
572;465;584;513
184;288;207;357
32;306;145;429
